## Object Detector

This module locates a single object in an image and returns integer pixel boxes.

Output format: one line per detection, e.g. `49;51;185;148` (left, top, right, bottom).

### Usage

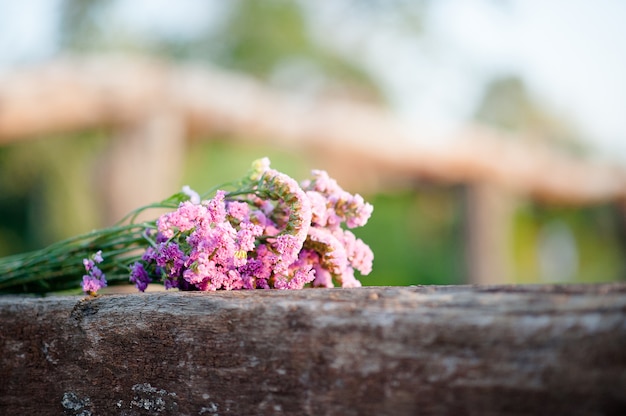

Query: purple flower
81;251;107;295
82;258;94;272
93;250;103;264
240;247;273;285
142;247;156;262
155;242;186;278
164;277;179;290
129;262;151;292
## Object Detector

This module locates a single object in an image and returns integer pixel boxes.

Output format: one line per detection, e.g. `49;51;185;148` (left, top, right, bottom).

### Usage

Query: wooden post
1;285;625;415
463;183;516;284
98;110;186;225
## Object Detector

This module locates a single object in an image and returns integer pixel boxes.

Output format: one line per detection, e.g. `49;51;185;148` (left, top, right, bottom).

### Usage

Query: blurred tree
58;0;387;102
59;0;111;51
475;76;586;154
210;0;384;102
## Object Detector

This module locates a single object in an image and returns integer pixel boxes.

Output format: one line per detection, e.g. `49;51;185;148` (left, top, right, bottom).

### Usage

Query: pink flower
183;250;213;286
312;264;333;288
302;169;343;195
339;230;374;275
258;167;312;250
223;269;244;290
82;251;107;294
337;194;374;229
305;227;348;275
302;170;373;229
273;266;314;290
204;190;227;224
338;267;362;288
157;201;208;238
82;274;107;294
306;191;328;226
123;158;373;293
236;222;263;253
227;201;250;222
273;234;301;275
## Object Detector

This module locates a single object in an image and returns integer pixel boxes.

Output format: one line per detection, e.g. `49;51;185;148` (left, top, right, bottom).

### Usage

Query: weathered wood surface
1;285;625;415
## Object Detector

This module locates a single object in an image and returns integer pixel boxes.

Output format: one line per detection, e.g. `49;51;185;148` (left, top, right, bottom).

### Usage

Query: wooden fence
2;56;625;205
1;285;625;415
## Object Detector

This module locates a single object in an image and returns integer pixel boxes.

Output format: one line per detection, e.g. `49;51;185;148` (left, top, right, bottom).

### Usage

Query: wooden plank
1;285;625;415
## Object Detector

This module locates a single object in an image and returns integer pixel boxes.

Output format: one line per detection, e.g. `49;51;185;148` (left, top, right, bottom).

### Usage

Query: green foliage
182;139;315;192
354;189;465;286
210;0;382;99
0;132;107;256
512;202;625;283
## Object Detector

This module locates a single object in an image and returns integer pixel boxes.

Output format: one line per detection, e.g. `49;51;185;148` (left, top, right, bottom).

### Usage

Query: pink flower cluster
127;158;374;292
81;250;107;294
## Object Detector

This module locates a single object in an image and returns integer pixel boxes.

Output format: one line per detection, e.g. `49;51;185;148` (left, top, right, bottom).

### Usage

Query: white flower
182;185;201;204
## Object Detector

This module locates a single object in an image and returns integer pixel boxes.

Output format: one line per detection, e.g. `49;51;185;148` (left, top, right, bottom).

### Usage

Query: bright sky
1;0;625;162
429;0;626;161
353;0;626;162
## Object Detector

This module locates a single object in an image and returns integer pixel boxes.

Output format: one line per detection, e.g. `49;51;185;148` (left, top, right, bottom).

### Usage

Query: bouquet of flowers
0;158;373;295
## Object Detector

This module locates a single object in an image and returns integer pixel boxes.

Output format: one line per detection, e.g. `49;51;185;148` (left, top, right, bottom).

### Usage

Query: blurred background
1;0;625;286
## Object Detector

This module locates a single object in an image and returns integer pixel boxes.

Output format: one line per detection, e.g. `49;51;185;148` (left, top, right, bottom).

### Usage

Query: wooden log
1;285;625;415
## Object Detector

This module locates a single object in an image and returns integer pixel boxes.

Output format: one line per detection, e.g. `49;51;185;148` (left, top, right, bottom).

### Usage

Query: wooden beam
1;57;625;204
1;285;625;415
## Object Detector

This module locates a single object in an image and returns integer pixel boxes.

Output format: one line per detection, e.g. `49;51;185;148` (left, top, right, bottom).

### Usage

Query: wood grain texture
1;285;625;415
